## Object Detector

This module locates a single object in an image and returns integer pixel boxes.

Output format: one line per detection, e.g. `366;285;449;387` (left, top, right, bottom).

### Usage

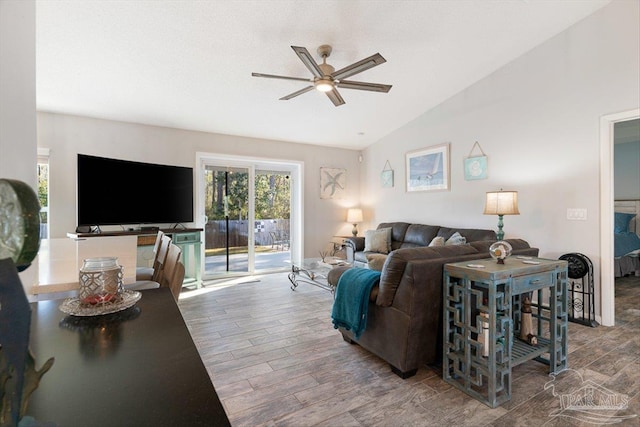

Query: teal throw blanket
331;268;381;339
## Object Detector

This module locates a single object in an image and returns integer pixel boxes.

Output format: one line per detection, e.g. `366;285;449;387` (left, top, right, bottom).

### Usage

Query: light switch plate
567;208;587;221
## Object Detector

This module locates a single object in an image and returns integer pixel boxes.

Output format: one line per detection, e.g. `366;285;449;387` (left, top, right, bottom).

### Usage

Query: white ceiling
36;0;611;150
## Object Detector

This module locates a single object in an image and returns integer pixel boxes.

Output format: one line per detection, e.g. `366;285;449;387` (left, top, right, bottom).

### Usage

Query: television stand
67;228;203;288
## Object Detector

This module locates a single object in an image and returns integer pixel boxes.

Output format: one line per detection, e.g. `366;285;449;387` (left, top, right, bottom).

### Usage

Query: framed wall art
381;160;394;188
405;143;450;192
320;167;346;199
464;141;488;180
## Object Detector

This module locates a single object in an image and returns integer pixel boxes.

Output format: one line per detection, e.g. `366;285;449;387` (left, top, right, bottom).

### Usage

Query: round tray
59;290;141;317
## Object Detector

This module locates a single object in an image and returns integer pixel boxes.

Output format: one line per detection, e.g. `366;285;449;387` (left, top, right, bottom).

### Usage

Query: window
37;148;50;239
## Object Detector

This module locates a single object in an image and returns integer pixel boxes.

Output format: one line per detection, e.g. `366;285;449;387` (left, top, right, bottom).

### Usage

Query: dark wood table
25;287;230;426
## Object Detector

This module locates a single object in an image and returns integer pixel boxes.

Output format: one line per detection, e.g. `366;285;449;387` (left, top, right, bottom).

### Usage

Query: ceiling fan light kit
314;79;334;92
252;44;392;106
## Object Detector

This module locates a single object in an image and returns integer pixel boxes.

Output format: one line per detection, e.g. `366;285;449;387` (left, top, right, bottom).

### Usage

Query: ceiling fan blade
279;86;314;100
337;80;392;93
325;88;345;107
291;46;324;78
332;53;386;80
252;72;312;83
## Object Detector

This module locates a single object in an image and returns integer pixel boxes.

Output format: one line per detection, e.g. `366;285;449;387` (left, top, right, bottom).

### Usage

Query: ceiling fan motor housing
318;63;335;76
315;45;336;91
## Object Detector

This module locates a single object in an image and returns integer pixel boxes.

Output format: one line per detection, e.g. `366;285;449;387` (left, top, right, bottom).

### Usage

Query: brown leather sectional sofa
334;222;538;378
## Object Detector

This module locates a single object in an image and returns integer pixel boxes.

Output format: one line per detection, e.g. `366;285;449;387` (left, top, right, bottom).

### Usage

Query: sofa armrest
344;236;365;263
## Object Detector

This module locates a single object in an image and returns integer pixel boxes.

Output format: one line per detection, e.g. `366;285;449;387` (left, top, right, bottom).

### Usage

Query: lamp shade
347;208;363;223
483;191;520;216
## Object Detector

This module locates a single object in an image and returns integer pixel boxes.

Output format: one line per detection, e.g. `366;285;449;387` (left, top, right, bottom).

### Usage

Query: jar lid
81;257;120;271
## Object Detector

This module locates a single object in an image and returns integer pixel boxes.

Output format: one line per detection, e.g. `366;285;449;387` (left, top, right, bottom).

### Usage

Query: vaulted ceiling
36;0;611;150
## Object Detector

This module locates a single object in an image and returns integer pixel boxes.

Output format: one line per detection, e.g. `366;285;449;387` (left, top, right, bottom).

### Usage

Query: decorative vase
0;178;41;271
489;241;513;264
79;257;123;305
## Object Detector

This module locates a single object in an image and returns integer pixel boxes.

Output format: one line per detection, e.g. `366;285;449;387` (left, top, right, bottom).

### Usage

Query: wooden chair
125;242;182;293
158;243;184;300
159;243;181;288
167;261;185;301
151;234;172;282
135;231;168;281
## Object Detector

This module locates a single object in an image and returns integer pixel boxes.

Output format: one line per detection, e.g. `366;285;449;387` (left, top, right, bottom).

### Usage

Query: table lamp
347;208;363;236
483;190;519;240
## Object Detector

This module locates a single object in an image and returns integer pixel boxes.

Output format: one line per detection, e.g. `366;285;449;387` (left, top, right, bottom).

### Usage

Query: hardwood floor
178;273;640;426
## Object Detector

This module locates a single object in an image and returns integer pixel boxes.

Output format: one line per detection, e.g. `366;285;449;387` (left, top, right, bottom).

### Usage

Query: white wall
0;1;36;185
0;0;38;289
362;1;639;318
37;113;360;257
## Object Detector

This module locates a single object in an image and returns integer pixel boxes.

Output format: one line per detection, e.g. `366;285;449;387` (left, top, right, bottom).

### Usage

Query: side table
330;235;352;258
443;257;568;408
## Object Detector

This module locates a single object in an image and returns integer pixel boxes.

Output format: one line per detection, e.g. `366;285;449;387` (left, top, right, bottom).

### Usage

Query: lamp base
351;224;358;237
496;214;505;240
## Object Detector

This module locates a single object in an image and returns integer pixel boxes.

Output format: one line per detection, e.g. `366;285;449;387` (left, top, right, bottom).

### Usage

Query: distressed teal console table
443;257;568;408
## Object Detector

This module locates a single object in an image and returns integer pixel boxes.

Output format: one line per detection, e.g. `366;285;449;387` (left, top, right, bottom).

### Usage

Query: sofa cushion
364;228;392;253
354;251;370;265
445;231;467;245
377;222;411;250
437;227;496;242
429;236;445;247
400;224;440;248
366;253;388;271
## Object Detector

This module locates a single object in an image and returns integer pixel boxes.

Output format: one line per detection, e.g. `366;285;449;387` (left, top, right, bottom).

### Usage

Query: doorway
197;153;303;280
599;109;640;326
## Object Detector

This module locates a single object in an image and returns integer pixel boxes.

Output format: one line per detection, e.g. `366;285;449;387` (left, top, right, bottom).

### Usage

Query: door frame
599;108;639;326
195;152;303;279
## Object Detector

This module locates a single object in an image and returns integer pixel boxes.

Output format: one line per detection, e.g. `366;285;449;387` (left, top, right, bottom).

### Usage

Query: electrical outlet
567;208;587;221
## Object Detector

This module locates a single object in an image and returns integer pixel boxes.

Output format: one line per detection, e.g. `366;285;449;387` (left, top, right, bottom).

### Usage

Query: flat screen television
77;154;194;226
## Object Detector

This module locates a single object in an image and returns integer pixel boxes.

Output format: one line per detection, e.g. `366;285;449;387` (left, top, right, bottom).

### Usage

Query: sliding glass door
203;165;250;274
253;169;291;272
199;155;301;280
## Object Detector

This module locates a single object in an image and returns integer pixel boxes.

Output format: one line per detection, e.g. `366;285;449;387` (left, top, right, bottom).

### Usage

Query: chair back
168;262;185;300
152;234;172;282
160;243;182;289
152;230;165;254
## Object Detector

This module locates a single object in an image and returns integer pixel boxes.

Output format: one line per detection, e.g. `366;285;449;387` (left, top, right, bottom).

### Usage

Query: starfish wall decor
320;167;346;199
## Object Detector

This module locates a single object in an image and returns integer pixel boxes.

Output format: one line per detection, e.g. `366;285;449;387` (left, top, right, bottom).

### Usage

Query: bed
614;200;640;277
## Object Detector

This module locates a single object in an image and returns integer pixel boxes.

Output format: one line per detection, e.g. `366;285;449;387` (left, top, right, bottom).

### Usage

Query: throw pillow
366;253;387;271
614;212;636;233
445;231;467;246
428;236;445;247
364;227;392;254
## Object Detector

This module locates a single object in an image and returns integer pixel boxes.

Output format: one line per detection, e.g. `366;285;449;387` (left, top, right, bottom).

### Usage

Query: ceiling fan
252;45;392;107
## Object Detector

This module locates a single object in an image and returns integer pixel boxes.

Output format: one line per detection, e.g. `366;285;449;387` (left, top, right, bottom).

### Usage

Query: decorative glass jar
489;241;513;264
79;257;123;305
